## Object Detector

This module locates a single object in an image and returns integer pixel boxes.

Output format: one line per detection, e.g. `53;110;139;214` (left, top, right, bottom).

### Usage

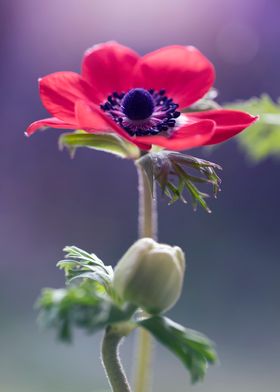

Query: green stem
101;327;132;392
134;162;157;392
136;163;158;240
133;325;154;392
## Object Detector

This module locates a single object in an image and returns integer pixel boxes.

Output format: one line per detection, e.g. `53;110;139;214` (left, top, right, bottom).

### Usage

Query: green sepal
226;94;280;161
59;130;140;159
138;316;218;383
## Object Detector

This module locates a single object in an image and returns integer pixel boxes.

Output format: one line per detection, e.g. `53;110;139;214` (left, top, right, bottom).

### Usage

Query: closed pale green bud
113;238;185;314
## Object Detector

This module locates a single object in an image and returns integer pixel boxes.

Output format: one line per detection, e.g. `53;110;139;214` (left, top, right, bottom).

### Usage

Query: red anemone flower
26;42;258;151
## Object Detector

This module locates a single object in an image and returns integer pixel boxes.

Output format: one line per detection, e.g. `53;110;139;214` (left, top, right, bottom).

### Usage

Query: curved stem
134;162;158;392
101;327;132;392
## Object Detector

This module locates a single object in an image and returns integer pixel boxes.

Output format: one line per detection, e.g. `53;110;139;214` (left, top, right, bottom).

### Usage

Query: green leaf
59;130;140;159
226;95;280;161
37;281;135;342
137;151;222;212
57;246;114;297
138;316;218;383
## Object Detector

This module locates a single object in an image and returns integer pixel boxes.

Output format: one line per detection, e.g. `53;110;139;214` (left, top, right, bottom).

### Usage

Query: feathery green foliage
227;95;280;161
138;151;222;212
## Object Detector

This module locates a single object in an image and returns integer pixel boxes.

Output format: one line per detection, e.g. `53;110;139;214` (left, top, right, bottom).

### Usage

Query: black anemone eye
100;88;180;137
121;88;155;120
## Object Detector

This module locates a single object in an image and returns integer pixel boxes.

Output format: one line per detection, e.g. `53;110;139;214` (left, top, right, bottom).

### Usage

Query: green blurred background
1;0;279;391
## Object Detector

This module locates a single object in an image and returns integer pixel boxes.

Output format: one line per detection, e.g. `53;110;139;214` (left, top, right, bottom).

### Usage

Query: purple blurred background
1;0;279;391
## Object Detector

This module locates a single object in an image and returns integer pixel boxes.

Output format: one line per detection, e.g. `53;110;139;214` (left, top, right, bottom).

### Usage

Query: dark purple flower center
100;88;181;137
121;88;155;120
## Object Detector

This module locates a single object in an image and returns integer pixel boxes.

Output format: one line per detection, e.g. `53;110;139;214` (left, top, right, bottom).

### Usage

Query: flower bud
113;238;185;314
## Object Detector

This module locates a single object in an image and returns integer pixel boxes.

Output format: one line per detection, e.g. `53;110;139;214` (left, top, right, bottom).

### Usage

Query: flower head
27;42;258;151
113;238;185;314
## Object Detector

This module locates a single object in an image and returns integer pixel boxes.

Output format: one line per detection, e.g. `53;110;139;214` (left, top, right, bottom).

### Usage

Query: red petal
187;110;258;144
134;119;215;151
133;46;215;108
75;101;151;150
82;41;140;102
39;72;96;122
26;117;76;136
75;100;113;131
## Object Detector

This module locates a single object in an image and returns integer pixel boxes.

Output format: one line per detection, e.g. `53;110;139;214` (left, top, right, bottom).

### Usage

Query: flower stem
101;326;132;392
134;161;157;392
136;162;158;240
133;324;154;392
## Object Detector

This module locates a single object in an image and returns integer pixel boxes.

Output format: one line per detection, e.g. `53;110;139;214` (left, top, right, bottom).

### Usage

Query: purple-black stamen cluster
100;88;180;137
